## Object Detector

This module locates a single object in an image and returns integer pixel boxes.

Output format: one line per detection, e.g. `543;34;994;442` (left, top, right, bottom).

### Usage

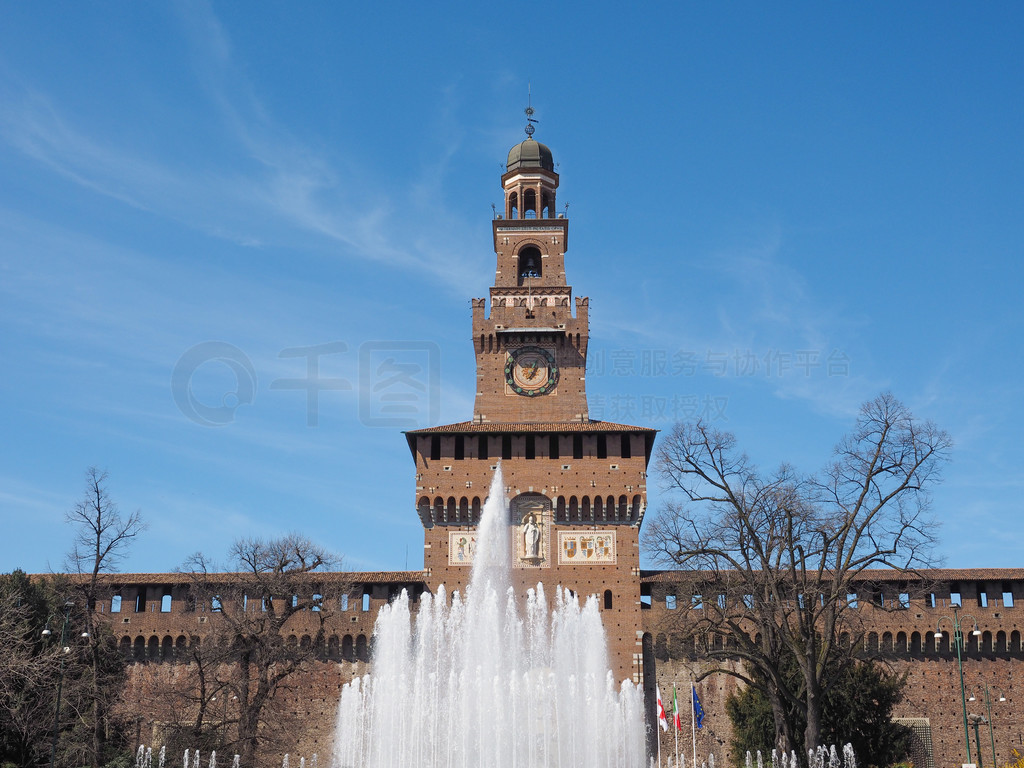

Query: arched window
161;635;173;661
119;636;132;659
328;635;340;660
508;191;519;219
147;636;160;662
896;632;907;654
342;635;354;661
517;246;542;284
910;631;922;654
523;189;537;218
356;634;368;662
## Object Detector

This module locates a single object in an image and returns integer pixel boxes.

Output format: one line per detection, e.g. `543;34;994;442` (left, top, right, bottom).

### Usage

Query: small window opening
596;434;607;459
312;593;323;612
604;590;613;610
847;593;858;609
898;593;910;609
478;435;489;460
341;594;349;611
211;596;222;612
161;594;172;613
950;591;962;607
666;595;677;610
525;435;535;460
454;436;464;461
572;435;583;459
979;592;988;608
135;594;144;613
1003;591;1014;608
430;436;441;461
362;593;370;612
502;436;512;460
620;435;631;459
549;434;559;459
692;595;703;610
111;595;122;613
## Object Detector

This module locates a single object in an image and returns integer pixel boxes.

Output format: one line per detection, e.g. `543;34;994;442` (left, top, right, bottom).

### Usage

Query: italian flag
656;685;668;732
672;685;682;730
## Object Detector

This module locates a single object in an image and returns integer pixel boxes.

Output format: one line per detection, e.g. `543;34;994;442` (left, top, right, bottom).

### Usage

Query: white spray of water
333;465;648;768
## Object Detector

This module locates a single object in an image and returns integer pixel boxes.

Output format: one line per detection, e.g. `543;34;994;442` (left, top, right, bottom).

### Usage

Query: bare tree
645;393;951;754
64;467;146;768
179;534;343;768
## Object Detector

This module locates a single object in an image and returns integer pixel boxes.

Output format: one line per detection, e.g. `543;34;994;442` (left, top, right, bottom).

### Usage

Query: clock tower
405;118;656;683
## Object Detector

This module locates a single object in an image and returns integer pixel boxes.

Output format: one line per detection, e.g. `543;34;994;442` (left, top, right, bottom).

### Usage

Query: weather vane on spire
524;82;538;138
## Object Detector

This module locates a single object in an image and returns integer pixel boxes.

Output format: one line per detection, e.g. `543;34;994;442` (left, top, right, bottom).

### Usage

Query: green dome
506;138;554;172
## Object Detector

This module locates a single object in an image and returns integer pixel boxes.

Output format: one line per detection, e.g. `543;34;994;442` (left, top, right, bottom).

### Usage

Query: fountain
332;465;648;768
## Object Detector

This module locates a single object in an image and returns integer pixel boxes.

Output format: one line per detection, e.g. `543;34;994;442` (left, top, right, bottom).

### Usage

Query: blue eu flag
692;687;705;729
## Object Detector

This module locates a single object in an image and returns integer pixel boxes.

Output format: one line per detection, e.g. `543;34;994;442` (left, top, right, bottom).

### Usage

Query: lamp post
978;685;1006;767
936;605;982;765
42;600;86;768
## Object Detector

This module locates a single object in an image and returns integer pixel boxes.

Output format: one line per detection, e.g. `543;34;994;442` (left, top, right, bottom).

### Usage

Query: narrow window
292;594;299;609
502;436;512;460
604;590;613;610
242;594;248;612
597;434;607;459
525;435;535;460
620;435;631;459
111;595;122;613
312;593;323;612
692;595;703;610
898;593;910;609
979;592;988;608
160;594;172;613
665;595;677;610
928;593;936;608
341;594;349;611
1003;590;1014;608
572;435;583;459
743;594;755;610
549;434;559;459
718;594;727;610
478;435;489;460
135;593;144;613
950;591;962;607
454;436;464;460
362;593;370;612
211;596;222;612
846;593;858;609
430;436;441;461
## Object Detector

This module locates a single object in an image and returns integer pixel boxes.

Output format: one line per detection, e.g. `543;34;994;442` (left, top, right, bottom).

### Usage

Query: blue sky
1;3;1021;574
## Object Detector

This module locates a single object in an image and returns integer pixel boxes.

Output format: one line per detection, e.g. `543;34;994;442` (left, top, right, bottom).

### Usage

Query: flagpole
691;681;698;768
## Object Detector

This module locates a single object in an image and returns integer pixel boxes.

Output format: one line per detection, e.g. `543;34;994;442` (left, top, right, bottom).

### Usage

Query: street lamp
42;600;76;768
936;605;982;765
981;685;1007;768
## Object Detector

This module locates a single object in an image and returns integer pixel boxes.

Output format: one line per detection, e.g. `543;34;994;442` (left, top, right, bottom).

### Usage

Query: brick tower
405;122;656;683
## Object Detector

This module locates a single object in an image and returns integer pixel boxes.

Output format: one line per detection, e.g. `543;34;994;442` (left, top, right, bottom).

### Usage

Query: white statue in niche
521;513;542;563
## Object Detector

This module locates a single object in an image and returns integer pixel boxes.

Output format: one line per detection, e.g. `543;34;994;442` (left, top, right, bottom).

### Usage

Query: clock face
505;346;558;397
